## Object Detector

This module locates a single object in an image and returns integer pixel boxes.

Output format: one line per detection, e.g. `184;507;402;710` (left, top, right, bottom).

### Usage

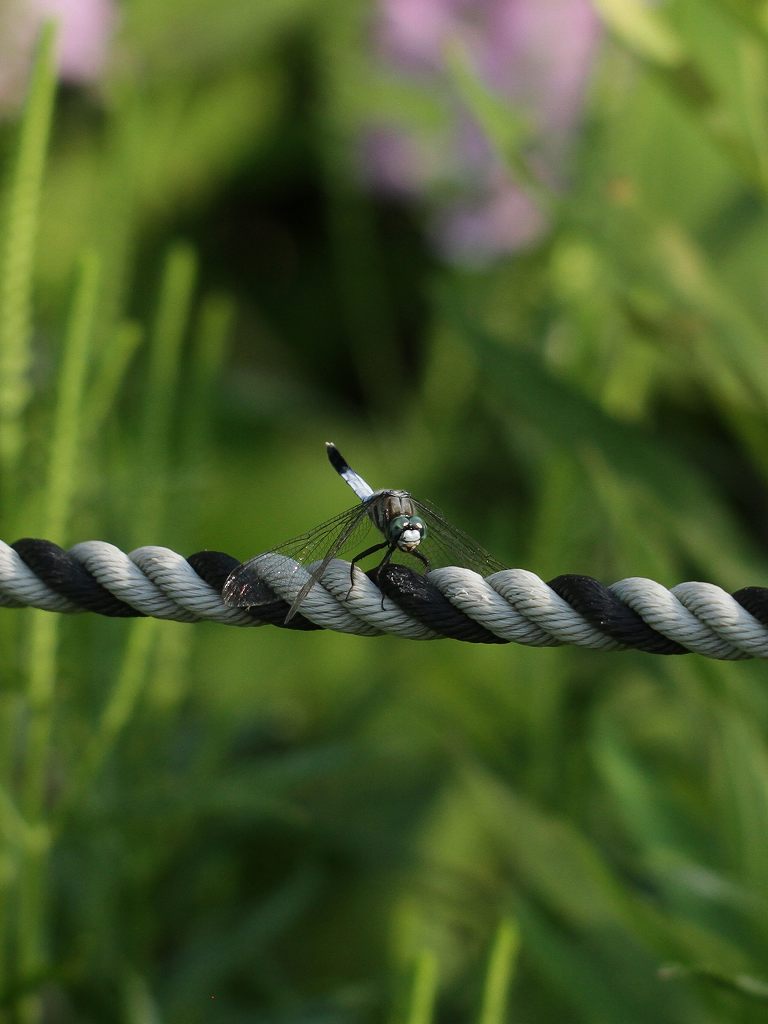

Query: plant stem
0;23;57;508
16;255;100;1024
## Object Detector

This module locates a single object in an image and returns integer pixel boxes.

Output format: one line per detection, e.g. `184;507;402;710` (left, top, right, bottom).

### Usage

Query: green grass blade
404;950;439;1024
54;618;159;834
23;250;100;815
136;244;197;542
443;44;549;210
181;293;233;466
86;319;144;436
41;253;101;540
0;23;57;499
478;918;520;1024
595;0;767;189
592;0;685;65
660;963;768;1003
15;254;100;1024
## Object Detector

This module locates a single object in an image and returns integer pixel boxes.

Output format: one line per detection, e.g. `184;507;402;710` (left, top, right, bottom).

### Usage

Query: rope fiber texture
2;538;768;659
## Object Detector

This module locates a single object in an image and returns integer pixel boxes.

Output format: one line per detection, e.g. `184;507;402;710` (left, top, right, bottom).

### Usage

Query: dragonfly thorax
366;489;412;532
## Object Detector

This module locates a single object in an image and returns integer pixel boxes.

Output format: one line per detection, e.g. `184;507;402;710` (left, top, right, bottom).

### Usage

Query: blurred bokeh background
2;0;768;1021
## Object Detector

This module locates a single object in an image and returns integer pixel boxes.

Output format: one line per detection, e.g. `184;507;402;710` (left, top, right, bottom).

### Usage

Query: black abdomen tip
326;442;347;474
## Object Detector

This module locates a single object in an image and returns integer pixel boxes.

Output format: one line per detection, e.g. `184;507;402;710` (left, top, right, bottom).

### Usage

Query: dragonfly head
387;513;427;552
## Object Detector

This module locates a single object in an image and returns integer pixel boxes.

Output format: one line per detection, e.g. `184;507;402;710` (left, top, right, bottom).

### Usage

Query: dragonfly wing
283;504;376;621
221;558;281;607
222;502;379;612
410;498;506;576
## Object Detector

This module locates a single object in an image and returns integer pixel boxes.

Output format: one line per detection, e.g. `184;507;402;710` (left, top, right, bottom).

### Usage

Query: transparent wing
409;497;506;576
222;499;384;611
222;491;504;620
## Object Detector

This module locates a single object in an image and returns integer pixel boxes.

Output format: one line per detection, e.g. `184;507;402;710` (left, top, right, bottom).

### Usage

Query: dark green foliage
1;1;768;1021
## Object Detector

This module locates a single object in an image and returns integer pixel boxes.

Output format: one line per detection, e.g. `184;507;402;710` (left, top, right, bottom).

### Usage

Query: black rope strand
378;564;508;644
733;587;768;629
547;574;687;655
12;539;144;618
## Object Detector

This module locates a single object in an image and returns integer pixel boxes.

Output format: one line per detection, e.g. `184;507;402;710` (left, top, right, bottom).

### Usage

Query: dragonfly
222;442;505;622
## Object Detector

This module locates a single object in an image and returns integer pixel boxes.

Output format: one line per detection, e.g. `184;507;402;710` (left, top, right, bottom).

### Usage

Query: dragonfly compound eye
388;514;427;550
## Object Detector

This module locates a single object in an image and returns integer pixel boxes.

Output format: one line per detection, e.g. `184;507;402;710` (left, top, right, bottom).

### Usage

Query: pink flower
0;0;116;108
364;0;601;263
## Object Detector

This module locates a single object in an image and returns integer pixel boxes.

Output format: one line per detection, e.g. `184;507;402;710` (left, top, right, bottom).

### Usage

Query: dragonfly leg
373;545;401;610
348;541;389;595
409;549;430;570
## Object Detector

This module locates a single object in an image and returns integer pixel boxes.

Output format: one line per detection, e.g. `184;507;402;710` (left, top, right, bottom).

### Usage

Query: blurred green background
2;0;768;1021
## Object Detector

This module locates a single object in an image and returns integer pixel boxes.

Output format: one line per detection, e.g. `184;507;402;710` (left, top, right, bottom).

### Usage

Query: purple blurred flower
0;0;116;109
363;0;601;264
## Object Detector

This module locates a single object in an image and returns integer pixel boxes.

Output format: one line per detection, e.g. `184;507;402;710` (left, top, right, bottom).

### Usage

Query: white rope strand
610;578;748;660
485;569;622;650
127;547;253;625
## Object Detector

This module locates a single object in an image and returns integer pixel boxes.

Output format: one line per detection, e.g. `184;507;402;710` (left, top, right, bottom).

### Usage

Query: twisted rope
2;538;768;658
